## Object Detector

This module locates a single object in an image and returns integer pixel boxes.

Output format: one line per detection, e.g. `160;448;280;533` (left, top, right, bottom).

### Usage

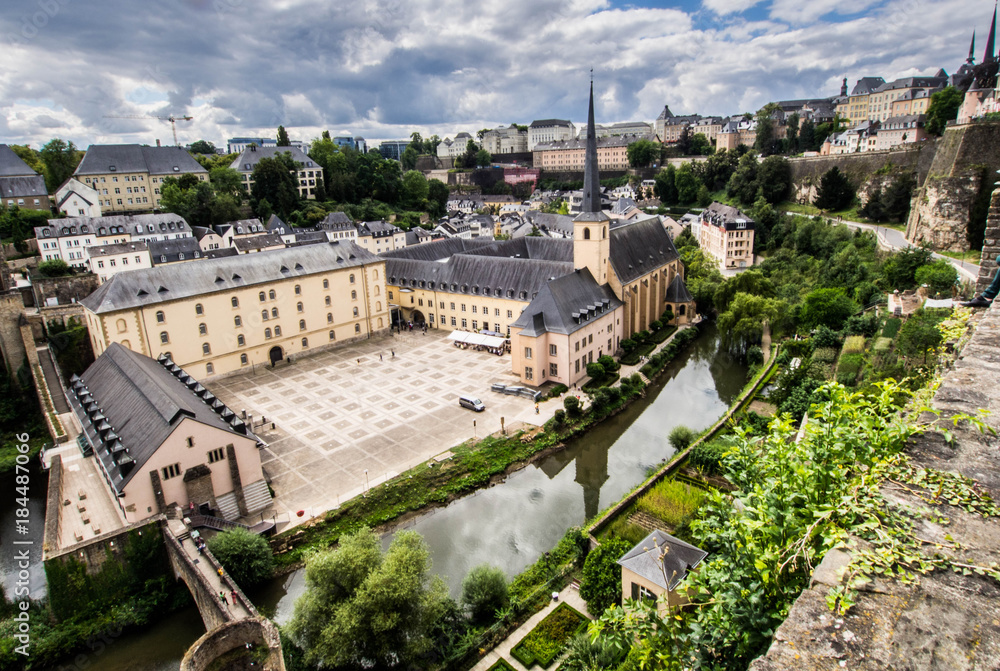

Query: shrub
207;527;275;589
837;352;864;375
841;335;866;354
586;362;606;379
598;355;618;372
620;338;636;352
668;425;696;451
487;659;517;671
603;517;648;546
882;317;903;338
461;564;509;624
845;313;878;338
783;338;814;358
561;632;629;671
812;347;838;363
661;309;674;323
38;259;72;277
689;439;729;475
563;395;581;416
513;603;586;668
546;384;568;399
579;538;633;615
553;409;566;425
836;371;858;387
813;325;842;349
649;319;662;332
746;345;764;367
915;260;958;295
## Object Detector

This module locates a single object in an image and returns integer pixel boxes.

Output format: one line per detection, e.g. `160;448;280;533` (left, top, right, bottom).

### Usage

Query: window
297;301;304;313
272;307;279;318
472;306;477;314
274;325;281;336
575;359;580;374
231;296;239;308
329;330;335;340
389;291;394;300
240;353;248;365
630;583;657;602
450;302;456;310
259;291;266;302
265;328;272;339
294;284;301;295
234;315;242;327
461;318;467;328
198;323;207;335
349;274;355;284
202;343;211;355
482;306;488;315
206;362;214;375
325;296;331;306
549;363;558;376
269;289;276;300
156;310;165;323
208;448;225;464
351;290;357;300
495;308;500;316
262;309;269;321
354;324;361;333
352;307;359;317
161;463;181;480
301;337;309;348
472;320;478;330
299;319;306;331
185;436;195;447
524;347;532;359
323;279;329;289
327;313;333;323
461;304;466;312
237;334;245;346
589;334;593;344
451;317;457;326
160;332;169;344
550;344;557;356
575;340;580;352
525;367;533;381
507;310;513;318
116;319;127;333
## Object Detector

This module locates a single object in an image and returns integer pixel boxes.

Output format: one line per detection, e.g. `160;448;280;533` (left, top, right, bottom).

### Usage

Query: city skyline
0;0;991;150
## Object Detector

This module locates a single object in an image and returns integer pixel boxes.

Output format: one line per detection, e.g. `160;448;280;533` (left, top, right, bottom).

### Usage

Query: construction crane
103;114;193;147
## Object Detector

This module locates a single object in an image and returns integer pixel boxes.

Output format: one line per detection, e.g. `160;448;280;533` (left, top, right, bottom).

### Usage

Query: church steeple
582;76;601;214
986;3;997;64
968;30;977;64
840;77;848;97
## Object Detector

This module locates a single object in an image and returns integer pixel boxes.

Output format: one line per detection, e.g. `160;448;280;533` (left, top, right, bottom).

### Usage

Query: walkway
471;583;593;671
36;346;69;413
167;518;254;621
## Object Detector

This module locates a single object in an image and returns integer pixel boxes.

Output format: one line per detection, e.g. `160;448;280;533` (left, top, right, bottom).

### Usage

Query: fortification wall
786;145;932;205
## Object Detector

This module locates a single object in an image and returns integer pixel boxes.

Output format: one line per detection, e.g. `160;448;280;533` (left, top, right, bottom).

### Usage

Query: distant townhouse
716;117;757;151
316;212;358;242
481;125;529;154
532;135;651;171
843;77;886;127
230;145;321;199
73;144;208;213
528;119;576;151
445;196;485;214
232;234;286;254
212;219;266;247
436;133;474;159
889;89;934;117
80;242;390;380
868;75;947;123
86;241;152;284
0;144;50;211
34;213;191;269
654;106;702;143
354;220;406;254
689;117;724;144
56;178;102;218
126;213;193;244
149;238;204;266
579;121;653;139
874;115;930;151
192;226;226;251
698;202;755;270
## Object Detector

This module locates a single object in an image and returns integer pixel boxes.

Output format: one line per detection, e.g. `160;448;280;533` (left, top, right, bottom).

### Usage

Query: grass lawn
936;249;982;264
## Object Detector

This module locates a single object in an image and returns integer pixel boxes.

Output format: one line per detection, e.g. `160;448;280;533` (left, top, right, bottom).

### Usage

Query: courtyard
208;329;549;528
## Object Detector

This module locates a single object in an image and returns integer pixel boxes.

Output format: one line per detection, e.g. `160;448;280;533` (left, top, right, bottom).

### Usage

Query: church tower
986;4;997;64
573;79;611;285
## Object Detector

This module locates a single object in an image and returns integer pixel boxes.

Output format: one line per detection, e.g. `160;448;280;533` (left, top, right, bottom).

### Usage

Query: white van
458;395;485;412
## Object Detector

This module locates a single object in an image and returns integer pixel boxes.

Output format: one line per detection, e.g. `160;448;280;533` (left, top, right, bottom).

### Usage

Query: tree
207;527;275;589
401;170;429;210
727;152;759;206
785;112;800;154
897;310;943;364
925;86;964;135
38;259;71;277
189;140;216;155
813;167;854;211
717;293;785;354
461;564;508;623
401;145;419;170
754;103;781;156
586;362;606;379
276;125;291;146
40;138;81;192
668;424;697;451
579;538;632;615
287;527;449;669
564;395;581;416
208;166;245;200
475;149;492;167
250;152;300;217
690;132;713;156
10;144;43;174
627;139;661;168
914;260;958;295
674;163;702;204
655;165;678;205
799;118;816;152
677;125;692;156
798;287;858;330
757;155;791;205
561;632;629;671
427;179;449;217
409;132;424;154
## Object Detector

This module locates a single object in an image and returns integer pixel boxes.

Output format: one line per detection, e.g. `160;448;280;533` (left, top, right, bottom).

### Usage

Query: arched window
160;332;169;344
259;291;266;302
301;337;308;348
155;310;165;323
322;279;329;289
351;290;357;300
234;315;242;327
237;334;245;346
329;330;335;340
269;289;276;300
272;307;279;318
375;285;381;295
206;362;214;375
373;270;379;279
354;324;361;334
262;309;269;321
294;284;301;295
202;343;211;355
198;323;207;335
274;325;282;336
327;313;333;323
603;226;607;239
299;319;306;331
325;296;331;306
265;328;272;339
297;302;303;313
121;339;131;350
376;301;381;311
378;317;384;328
116;319;127;333
352;307;359;317
349;274;355;284
240;353;248;365
195;303;203;315
679;305;686;316
231;296;239;308
583;227;591;240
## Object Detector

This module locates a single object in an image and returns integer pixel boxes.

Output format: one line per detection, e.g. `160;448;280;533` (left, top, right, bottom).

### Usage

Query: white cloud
702;0;765;16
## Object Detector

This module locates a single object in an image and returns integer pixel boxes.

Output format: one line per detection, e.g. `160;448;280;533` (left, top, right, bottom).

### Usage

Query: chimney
156;139;161;147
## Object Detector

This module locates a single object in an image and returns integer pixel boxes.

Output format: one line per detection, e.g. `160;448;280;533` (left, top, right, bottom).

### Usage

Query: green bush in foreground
208;527;275;589
461;564;509;624
668;425;696;451
512;603;586;668
579;537;633;615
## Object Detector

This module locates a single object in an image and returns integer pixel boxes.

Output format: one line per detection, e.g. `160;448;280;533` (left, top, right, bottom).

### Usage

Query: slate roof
530;119;573;127
850;77;887;96
700;202;755;231
266;214;291;235
357;220;402;238
0;144;41;176
617;529;707;591
382;238;494;261
86;241;149;257
523;212;575;236
0;175;47;199
609;217;682;285
664;274;693;303
75;144;208;176
386;254;572;303
69;343;250;491
82;241;380;313
460;236;573;262
656;105;675;120
35;213;190;240
204;248;240;260
317;212;354;231
148;237;202;264
233;233;285;252
230;145;316;173
509;268;622;337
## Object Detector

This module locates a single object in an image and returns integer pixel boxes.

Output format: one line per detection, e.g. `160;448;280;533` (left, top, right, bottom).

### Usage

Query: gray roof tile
509;268;621;336
609;217;681;285
0;144;41;177
75;144;207;176
617;529;707;590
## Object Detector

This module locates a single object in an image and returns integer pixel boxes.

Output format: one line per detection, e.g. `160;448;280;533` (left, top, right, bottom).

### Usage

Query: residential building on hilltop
35;213;191;269
73;144;208;213
481;125;529;154
843;77;887;127
874;115;929;150
230;145;321;199
868;75;947;122
532;135;653;171
528;119;576;151
355;220;406;254
654;106;702;143
698;202;755;270
86;241;152;284
0;144;50;211
56;178;102;218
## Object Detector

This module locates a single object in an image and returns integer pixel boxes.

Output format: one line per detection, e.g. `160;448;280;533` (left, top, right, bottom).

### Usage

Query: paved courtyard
208;329;549;528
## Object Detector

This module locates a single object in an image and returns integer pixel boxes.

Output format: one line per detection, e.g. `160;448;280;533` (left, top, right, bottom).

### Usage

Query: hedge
510;602;587;668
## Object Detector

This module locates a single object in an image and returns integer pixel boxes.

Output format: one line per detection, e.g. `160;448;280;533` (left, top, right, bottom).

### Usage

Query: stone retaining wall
180;617;285;671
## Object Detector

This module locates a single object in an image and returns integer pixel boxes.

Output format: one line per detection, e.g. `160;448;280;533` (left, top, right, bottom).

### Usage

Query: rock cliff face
906;122;1000;253
787;145;933;206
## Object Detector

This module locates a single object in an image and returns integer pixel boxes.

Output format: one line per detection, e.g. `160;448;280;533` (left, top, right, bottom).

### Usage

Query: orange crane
103;114;193;146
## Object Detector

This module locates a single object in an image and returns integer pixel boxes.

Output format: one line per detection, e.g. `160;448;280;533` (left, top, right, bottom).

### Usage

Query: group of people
452;340;506;356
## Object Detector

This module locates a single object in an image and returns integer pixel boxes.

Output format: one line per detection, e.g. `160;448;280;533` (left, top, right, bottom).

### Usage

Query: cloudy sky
0;0;990;151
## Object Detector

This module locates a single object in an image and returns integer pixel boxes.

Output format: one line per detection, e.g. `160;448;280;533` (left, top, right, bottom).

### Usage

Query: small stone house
618;529;707;614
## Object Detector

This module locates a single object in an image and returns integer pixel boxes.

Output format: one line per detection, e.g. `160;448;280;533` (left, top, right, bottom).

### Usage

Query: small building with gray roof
618;528;707;613
0;144;50;211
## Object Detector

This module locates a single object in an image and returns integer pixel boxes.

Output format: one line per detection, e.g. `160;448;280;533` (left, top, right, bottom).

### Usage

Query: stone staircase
242;479;272;513
215;492;240;520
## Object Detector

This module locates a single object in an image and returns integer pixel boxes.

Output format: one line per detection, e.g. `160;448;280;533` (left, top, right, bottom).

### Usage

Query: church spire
968;30;977;64
986;3;997;64
582;75;601;214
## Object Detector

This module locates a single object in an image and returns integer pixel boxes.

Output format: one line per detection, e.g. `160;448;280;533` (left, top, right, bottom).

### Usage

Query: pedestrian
535;403;539;415
391;350;395;358
197;544;204;556
380;353;383;361
231;590;238;605
219;591;228;606
217;567;224;578
357;358;360;365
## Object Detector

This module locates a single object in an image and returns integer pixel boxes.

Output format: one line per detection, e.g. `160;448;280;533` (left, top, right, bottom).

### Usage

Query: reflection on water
255;324;747;617
0;466;47;602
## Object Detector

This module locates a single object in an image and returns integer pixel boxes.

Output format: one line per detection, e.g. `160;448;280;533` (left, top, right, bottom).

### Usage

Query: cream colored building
699;202;755;270
890;89;933;117
73;144;208;212
617;529;706;615
86;241;153;284
843;77;885;126
528;119;576;151
481;125;529;154
873;115;929;151
533;136;648;171
355;220;406;254
230;145;322;199
67;344;270;524
81;242;390;380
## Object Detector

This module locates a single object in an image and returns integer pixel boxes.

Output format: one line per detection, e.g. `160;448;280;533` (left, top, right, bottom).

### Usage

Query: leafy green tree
785;112;800;154
287;527;449;669
754;103;781;156
427;179;449;217
409;132;425;154
276;125;291;146
914;260;958;295
713;269;776;313
208;166;245;200
255;198;273;224
697;184;712;207
578;537;632;615
668;424;697;451
461;564;508;623
799;118;816;152
627;139;661;168
897;310;943;363
476;149;492;167
207;527;275;589
40;138;82;192
10;144;43;174
727;152;759;206
401;170;429;210
757;155;791;205
189;140;216;154
695;147;745;191
564;395;581;416
655;165;678;205
401;144;419;170
250;152;300;217
925;86;964;135
798;287;858;329
586;362;606;379
881;246;932;289
717;293;785;354
813;167;854;211
748;196;779;251
674;163;702;204
690;133;713;156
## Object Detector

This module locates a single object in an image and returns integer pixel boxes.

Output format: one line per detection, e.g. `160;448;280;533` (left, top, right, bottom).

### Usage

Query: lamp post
364;468;369;493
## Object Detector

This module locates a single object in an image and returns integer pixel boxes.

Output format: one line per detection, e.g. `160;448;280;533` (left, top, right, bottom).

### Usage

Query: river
34;323;746;669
